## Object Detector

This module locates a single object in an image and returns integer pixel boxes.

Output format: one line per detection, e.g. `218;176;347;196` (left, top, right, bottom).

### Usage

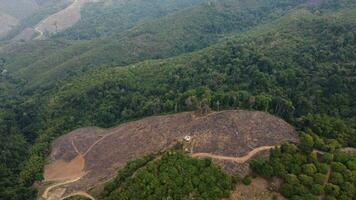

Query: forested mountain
0;0;355;199
1;0;309;92
55;0;210;40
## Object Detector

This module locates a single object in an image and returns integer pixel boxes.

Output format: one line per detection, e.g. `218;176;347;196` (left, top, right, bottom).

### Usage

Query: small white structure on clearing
184;135;191;142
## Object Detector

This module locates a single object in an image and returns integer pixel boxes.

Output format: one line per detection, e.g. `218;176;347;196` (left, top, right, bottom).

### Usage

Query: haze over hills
0;0;355;200
0;0;39;19
0;0;73;41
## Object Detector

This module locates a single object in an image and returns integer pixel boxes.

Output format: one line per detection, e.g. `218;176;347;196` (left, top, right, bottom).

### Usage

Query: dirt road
192;146;277;163
61;191;96;200
42;110;298;199
34;0;88;39
42;176;82;199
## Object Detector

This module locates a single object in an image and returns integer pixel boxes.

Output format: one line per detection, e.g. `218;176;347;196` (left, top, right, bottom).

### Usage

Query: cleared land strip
42;131;116;199
34;0;87;39
192;146;277;163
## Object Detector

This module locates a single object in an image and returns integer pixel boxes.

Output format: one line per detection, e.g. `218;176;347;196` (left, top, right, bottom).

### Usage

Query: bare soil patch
44;155;85;182
42;110;298;199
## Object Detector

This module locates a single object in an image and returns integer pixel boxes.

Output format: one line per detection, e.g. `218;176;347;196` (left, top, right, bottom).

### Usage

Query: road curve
61;191;96;200
34;0;83;40
42;176;83;199
191;145;277;163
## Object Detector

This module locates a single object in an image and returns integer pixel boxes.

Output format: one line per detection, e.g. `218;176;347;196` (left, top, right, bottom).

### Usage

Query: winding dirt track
42;110;298;199
61;191;96;200
42;144;276;199
42;175;83;199
34;25;44;39
192;146;277;163
42;139;93;200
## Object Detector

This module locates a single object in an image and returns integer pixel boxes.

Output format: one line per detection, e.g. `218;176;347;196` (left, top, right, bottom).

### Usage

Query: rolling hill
0;0;309;92
41;110;297;199
55;0;210;40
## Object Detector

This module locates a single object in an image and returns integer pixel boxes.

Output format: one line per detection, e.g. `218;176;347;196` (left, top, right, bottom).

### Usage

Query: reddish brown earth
41;110;298;199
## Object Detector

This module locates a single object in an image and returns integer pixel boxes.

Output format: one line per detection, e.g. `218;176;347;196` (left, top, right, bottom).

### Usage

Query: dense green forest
0;0;309;92
55;0;209;40
251;133;356;200
55;0;307;40
0;0;355;199
100;151;235;200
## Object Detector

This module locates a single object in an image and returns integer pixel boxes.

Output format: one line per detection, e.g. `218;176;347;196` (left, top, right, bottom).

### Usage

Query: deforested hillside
15;6;355;196
0;0;73;41
40;110;297;199
0;0;311;92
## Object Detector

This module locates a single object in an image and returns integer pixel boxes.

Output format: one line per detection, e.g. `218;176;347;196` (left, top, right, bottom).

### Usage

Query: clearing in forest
41;110;298;199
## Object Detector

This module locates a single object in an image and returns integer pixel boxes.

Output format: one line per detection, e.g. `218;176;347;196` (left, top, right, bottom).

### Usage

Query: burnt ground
42;110;298;198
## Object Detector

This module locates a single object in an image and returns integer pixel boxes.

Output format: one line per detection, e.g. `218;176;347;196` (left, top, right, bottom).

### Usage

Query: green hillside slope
41;7;356;138
55;0;209;40
0;0;308;92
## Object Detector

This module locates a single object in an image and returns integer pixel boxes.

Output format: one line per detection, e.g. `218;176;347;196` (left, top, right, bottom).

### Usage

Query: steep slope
0;0;308;92
41;110;297;199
